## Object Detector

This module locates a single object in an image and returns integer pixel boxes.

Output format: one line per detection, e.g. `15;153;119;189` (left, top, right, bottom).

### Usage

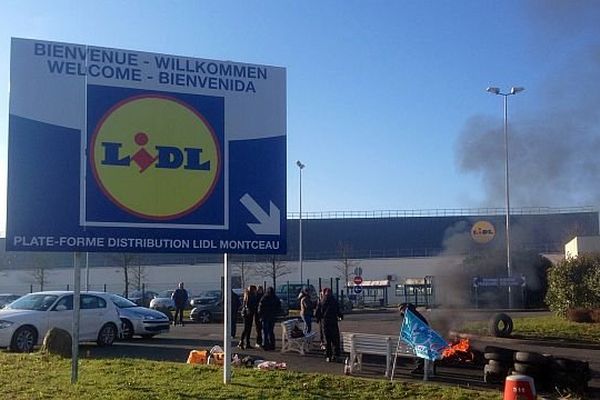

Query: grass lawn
0;352;503;400
460;315;600;343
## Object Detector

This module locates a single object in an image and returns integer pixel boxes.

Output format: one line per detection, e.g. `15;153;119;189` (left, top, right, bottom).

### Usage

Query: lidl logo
90;94;221;220
471;220;496;244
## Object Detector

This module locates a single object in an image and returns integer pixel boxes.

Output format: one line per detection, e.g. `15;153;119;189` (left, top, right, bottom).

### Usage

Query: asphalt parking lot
82;309;600;396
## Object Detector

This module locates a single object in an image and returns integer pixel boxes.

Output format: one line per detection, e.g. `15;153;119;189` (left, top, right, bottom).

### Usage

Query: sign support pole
223;253;232;384
71;252;81;384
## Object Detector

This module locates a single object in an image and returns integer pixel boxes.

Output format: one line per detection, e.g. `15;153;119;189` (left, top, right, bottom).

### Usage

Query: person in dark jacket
254;286;264;348
399;302;429;374
231;289;241;338
238;285;257;349
257;286;281;350
315;287;343;362
171;282;188;326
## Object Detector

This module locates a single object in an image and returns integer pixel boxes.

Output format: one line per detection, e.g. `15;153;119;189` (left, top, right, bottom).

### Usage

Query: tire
489;313;513;337
514;351;549;366
97;323;118;347
513;362;541;376
198;311;212;324
10;326;38;353
483;364;506;383
485;361;509;375
121;319;134;340
488;359;511;369
484;352;514;363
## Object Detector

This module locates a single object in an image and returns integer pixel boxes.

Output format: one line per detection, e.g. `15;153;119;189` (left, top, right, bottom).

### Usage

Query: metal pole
72;252;81;384
85;252;89;291
503;94;513;309
299;165;303;283
223;253;232;384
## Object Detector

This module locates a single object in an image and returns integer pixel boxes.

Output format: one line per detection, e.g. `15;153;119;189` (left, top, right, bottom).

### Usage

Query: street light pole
296;160;305;284
486;86;524;309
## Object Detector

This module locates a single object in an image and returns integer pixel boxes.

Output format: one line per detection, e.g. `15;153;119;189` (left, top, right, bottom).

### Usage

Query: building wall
565;236;600;259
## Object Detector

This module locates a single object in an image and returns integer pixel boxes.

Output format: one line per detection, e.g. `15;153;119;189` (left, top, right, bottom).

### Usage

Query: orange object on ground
211;352;225;365
503;374;536;400
186;350;208;364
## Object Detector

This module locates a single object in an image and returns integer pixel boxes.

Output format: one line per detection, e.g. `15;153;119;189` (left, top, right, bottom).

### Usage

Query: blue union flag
400;309;449;361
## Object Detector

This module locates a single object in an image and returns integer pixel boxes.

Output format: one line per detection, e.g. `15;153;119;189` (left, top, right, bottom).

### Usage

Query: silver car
110;294;170;339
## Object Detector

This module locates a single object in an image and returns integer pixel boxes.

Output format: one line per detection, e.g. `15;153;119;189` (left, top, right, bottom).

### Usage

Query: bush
591;309;600;323
546;253;600;317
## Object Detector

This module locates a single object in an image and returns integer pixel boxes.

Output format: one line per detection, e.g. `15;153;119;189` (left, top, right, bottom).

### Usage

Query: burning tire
489;313;513;337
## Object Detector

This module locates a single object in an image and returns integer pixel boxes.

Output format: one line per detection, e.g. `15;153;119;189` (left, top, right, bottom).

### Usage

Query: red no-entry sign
353;276;363;285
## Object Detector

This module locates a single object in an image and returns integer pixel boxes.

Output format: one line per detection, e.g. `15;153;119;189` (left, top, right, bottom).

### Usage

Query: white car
109;294;170;339
0;291;122;352
149;290;175;314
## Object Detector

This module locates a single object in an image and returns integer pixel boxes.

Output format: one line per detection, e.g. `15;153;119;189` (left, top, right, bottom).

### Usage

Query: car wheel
198;310;212;323
97;323;118;347
121;319;134;340
10;326;37;353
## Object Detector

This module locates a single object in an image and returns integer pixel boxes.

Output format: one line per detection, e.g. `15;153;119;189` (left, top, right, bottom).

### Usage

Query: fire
442;338;471;359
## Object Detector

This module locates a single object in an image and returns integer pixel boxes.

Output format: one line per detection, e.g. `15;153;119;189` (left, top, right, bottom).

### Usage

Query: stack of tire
483;347;591;394
483;346;514;384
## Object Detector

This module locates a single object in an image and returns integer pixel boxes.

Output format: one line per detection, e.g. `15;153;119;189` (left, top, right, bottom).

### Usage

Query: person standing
315;287;343;362
238;285;257;349
254;286;264;348
171;282;188;326
257;286;281;350
231;289;241;339
299;288;314;334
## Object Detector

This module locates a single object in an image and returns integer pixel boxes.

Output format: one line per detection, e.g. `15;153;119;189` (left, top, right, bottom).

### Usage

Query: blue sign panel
353;285;363;294
7;38;286;254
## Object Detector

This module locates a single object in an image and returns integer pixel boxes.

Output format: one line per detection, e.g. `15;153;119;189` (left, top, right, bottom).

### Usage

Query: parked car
149;290;175;315
0;291;121;352
109;294;170;340
127;290;159;308
189;289;287;323
0;294;21;309
189;290;222;307
277;284;318;309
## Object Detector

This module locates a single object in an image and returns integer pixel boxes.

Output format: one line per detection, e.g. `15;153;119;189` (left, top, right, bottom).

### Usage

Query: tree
109;253;139;298
131;261;148;291
546;253;600;316
233;259;253;289
25;254;52;291
335;242;358;298
255;255;290;289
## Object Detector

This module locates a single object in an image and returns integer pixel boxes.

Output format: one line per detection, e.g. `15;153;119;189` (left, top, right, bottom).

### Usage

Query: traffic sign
353;285;363;294
7;38;287;254
353;276;363;285
354;266;363;276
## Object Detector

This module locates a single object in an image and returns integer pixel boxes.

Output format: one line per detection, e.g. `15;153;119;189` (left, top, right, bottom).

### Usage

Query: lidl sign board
7;38;286;254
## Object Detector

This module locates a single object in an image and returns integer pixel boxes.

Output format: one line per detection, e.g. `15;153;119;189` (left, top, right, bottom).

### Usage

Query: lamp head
510;87;525;95
486;87;500;95
296;160;305;169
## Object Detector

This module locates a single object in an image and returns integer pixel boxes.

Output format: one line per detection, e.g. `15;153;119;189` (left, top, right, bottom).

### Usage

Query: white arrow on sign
240;193;280;235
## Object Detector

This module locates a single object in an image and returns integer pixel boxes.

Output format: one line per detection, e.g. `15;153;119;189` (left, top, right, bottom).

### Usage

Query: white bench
341;332;416;376
280;319;317;355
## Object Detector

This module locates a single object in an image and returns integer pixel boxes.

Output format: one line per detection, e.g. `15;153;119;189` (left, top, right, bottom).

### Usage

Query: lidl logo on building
90;94;221;220
471;220;496;244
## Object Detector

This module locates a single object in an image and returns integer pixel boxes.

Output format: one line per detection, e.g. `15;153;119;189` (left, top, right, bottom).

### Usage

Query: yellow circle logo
90;95;221;220
471;221;496;244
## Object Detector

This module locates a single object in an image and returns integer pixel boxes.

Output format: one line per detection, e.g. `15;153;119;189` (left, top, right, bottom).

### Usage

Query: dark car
277;284;318;310
0;294;21;309
127;290;159;308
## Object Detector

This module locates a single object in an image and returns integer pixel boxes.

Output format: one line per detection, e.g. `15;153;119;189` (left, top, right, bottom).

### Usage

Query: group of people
238;284;344;363
238;285;280;350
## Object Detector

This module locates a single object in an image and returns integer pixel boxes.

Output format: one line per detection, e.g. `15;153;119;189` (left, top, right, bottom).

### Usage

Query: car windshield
6;293;59;311
157;290;173;298
110;294;138;308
